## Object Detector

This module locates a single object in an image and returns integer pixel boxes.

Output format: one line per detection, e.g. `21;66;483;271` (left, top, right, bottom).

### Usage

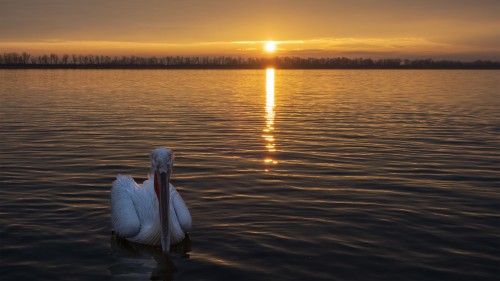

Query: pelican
110;148;192;254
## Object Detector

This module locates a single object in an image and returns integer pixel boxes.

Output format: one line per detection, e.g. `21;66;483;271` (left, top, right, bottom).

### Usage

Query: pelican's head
150;147;174;255
150;147;174;174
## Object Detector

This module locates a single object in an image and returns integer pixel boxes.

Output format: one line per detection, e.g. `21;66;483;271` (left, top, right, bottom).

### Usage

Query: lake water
1;69;499;281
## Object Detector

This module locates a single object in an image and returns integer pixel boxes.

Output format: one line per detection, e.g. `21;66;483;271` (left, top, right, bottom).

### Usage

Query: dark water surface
1;69;499;281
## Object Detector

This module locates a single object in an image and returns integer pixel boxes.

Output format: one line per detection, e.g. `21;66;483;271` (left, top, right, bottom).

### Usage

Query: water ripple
1;69;499;281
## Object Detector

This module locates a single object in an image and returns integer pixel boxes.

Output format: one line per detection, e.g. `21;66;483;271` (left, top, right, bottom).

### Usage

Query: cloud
1;36;498;60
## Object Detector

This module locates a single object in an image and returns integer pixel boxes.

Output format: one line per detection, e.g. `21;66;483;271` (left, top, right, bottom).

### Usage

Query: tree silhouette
0;52;498;69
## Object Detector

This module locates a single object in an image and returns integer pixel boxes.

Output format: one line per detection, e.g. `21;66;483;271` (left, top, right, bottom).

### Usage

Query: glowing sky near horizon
0;0;499;60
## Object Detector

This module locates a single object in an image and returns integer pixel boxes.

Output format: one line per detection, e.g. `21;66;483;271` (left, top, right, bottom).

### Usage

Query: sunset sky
1;0;499;60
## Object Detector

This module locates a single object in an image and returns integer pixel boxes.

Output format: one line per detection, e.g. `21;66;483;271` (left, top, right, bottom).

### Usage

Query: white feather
110;174;192;246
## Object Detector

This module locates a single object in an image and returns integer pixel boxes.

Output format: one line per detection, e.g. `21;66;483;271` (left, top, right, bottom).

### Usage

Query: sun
265;41;277;52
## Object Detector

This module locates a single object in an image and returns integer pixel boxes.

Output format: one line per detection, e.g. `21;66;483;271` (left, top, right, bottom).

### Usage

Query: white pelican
110;148;192;254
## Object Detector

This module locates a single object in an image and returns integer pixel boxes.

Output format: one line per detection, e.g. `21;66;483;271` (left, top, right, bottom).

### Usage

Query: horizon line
1;52;499;63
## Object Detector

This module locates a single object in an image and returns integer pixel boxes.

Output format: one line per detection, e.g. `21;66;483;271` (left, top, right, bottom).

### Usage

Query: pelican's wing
111;175;141;238
171;184;192;232
168;184;192;244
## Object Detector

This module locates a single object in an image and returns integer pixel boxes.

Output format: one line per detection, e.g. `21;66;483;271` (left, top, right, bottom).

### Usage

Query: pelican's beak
156;164;172;255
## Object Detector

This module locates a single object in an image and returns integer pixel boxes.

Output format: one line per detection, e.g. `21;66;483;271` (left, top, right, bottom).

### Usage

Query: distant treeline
1;52;499;69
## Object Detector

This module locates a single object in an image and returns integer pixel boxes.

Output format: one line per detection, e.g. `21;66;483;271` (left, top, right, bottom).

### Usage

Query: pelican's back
110;175;160;245
110;174;192;246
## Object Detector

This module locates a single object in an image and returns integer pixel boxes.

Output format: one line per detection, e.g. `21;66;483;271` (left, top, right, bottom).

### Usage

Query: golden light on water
263;68;277;168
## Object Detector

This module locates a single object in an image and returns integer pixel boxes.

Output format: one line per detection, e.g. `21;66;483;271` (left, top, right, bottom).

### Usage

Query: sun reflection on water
263;68;277;170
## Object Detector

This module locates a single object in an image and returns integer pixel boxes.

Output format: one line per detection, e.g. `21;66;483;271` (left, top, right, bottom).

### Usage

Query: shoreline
1;65;499;70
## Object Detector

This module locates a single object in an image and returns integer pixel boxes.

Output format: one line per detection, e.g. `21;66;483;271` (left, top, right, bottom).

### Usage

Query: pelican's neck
153;170;160;200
